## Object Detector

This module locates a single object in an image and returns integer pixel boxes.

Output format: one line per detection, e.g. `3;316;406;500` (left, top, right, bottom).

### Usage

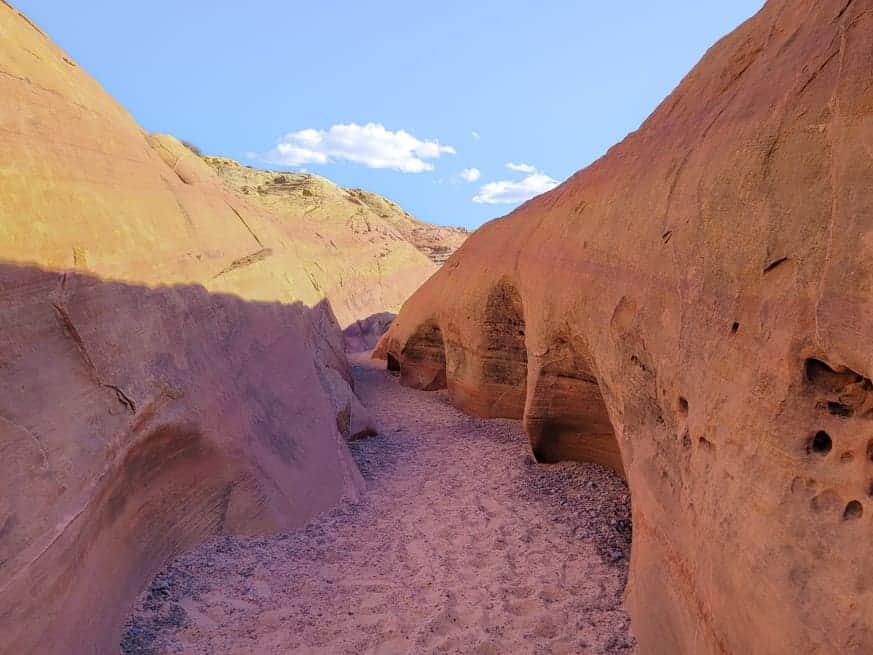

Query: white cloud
471;131;480;140
505;162;537;174
266;122;455;173
473;166;559;205
459;167;481;182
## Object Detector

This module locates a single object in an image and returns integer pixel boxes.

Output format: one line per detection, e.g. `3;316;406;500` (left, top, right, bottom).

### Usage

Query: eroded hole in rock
809;431;833;455
867;439;873;463
843;500;863;520
399;321;447;391
698;436;715;454
828;401;854;417
681;429;692;449
448;279;530;420
806;358;873;425
678;397;689;416
805;358;865;393
629;354;651;373
386;352;400;372
482;280;527;388
525;331;621;473
731;322;740;334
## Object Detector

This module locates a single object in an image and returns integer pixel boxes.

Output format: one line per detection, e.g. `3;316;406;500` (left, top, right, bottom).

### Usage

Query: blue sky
17;1;764;229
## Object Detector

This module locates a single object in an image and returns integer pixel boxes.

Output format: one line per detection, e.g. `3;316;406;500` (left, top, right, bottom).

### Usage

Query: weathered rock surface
205;157;466;325
342;311;396;353
379;1;873;652
0;4;425;652
344;187;468;265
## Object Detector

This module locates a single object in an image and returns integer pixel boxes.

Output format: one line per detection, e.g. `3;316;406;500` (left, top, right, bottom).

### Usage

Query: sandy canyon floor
123;354;635;654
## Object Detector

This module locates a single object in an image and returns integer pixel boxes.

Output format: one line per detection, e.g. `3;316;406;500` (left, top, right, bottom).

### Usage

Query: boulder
379;1;873;652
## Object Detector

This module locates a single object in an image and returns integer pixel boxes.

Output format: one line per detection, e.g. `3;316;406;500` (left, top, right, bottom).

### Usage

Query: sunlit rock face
203;157;467;327
342;187;469;266
379;0;873;652
0;3;449;651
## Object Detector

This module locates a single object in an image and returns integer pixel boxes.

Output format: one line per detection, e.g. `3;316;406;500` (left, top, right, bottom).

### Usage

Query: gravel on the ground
122;353;635;655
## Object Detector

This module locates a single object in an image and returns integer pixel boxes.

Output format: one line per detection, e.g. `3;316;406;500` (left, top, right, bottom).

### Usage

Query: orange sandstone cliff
379;0;873;652
0;2;434;652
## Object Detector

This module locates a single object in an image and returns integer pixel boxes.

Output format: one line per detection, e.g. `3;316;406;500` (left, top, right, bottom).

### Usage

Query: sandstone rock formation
343;311;397;353
0;3;426;651
344;187;468;266
379;0;873;652
205;157;467;324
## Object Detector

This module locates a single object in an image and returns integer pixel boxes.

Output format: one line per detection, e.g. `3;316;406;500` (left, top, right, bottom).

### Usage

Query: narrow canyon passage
123;354;635;655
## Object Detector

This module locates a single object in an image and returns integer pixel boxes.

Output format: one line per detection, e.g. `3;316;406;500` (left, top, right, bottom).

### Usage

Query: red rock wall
0;5;370;652
379;0;873;652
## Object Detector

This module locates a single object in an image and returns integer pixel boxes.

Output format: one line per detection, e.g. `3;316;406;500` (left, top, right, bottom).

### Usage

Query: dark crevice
103;384;136;415
805;358;867;392
763;256;789;274
212;248;273;279
554;370;599;384
223;200;264;248
797;49;840;96
835;0;856;22
827;401;853;417
629;354;651;374
52;302;136;415
51;302;98;372
681;429;692;449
